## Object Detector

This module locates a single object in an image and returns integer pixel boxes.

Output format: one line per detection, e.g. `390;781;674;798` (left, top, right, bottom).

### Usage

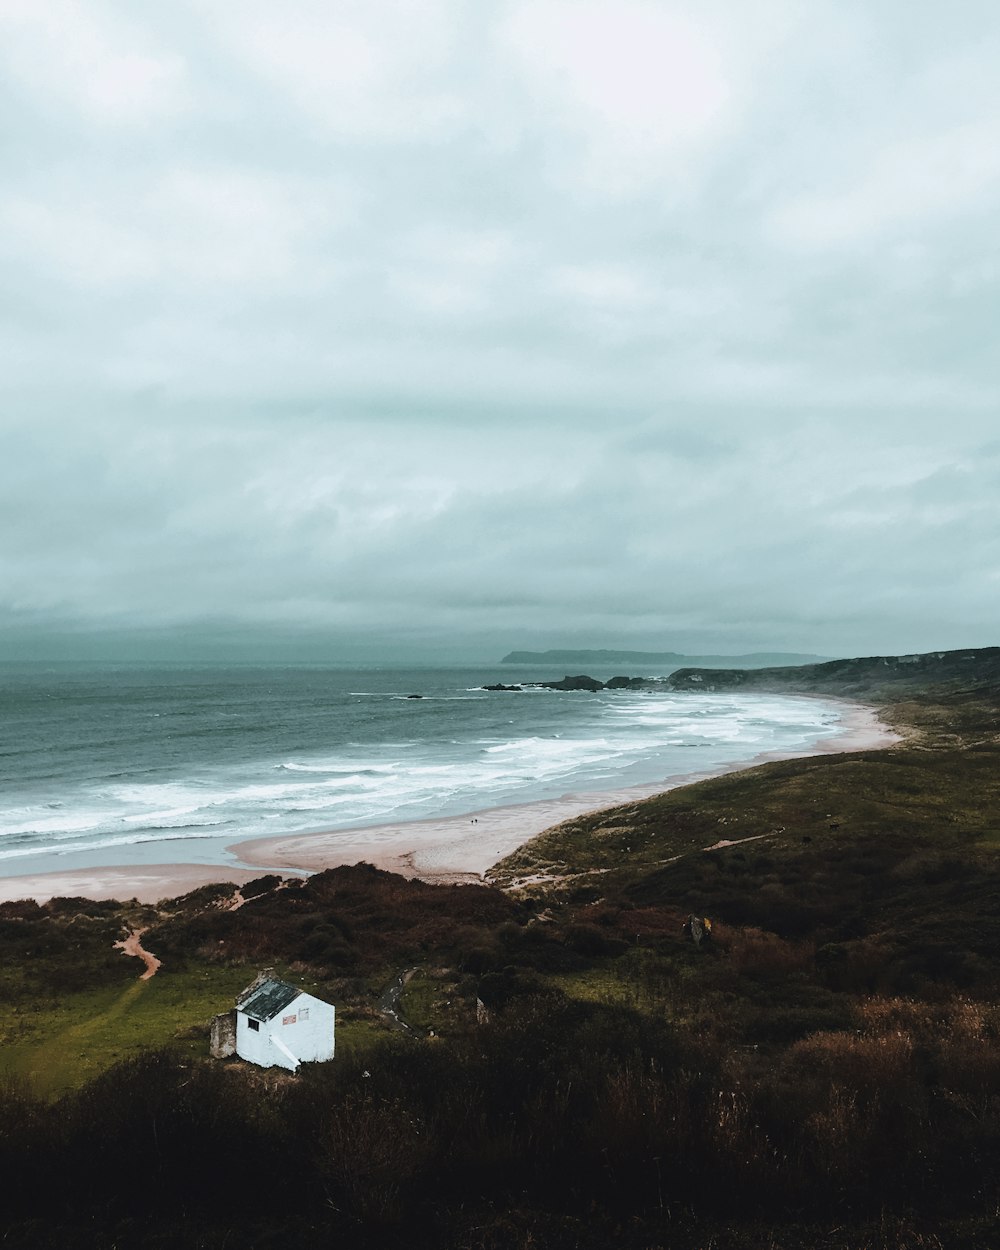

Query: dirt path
701;833;773;853
114;928;161;980
378;967;418;1033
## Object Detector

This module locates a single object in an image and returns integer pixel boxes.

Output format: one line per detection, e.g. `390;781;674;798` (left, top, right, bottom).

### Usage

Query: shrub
720;926;815;980
563;922;629;957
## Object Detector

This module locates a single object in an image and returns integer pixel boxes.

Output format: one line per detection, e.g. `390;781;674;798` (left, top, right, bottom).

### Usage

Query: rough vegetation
2;649;1000;1247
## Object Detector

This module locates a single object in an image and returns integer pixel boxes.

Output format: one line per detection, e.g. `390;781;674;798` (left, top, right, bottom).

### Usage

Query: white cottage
212;975;336;1072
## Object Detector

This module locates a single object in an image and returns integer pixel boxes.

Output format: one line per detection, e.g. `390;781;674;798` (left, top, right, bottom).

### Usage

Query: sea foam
0;663;852;873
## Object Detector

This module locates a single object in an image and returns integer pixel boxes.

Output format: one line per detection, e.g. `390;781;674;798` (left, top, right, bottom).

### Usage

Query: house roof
237;977;302;1023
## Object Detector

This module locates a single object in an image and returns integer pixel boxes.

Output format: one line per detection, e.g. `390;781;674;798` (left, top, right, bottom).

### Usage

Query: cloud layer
3;1;999;660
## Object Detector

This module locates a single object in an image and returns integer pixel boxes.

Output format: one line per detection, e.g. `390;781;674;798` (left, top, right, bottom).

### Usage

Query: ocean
0;662;851;876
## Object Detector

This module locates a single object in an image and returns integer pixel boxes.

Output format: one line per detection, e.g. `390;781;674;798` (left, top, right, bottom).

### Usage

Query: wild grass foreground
1;650;999;1248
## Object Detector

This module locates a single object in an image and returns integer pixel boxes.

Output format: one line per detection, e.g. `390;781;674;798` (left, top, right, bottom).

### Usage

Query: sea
0;662;852;877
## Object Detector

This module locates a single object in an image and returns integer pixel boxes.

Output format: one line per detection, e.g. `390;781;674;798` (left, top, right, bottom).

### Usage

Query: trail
378;968;418;1034
114;928;161;980
701;833;773;853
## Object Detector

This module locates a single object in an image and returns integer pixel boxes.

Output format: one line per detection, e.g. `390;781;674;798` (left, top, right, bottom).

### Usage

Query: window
247;1018;259;1032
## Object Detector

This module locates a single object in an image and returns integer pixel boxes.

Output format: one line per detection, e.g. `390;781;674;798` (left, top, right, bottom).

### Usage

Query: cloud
3;406;997;657
1;1;999;659
201;0;468;142
772;119;1000;248
0;0;192;127
499;1;731;180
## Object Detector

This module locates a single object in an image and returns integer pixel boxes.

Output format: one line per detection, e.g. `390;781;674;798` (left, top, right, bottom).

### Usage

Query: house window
299;1007;310;1021
247;1018;259;1032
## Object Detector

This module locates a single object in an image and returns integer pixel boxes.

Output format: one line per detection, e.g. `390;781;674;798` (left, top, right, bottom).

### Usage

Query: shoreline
0;699;899;905
228;699;897;882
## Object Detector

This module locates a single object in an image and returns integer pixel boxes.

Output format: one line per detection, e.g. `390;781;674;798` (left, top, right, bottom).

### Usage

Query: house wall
282;993;336;1063
235;992;335;1070
235;1009;286;1069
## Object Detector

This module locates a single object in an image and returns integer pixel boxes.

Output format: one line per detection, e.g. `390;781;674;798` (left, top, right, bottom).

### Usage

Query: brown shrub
816;936;892;993
719;925;815;979
786;1028;916;1094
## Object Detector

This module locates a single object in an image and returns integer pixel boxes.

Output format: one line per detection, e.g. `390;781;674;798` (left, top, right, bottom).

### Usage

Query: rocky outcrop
538;675;605;692
482;673;651;693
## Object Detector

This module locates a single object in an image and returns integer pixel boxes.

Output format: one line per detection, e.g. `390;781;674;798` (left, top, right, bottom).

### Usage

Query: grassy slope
484;675;1000;1026
490;681;1000;889
1;957;396;1098
2;966;250;1097
0;870;509;1098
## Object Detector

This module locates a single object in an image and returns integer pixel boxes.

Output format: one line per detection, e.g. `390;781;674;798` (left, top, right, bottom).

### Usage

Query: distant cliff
666;646;1000;699
501;649;830;668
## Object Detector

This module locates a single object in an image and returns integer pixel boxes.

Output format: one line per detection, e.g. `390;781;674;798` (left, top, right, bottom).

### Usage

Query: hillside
666;644;1000;697
1;646;999;1248
493;645;1000;890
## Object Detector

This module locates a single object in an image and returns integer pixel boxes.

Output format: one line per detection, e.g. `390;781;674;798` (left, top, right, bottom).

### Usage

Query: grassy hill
666;644;1000;697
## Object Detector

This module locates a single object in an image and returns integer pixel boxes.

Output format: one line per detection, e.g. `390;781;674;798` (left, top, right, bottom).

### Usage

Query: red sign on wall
282;1014;297;1026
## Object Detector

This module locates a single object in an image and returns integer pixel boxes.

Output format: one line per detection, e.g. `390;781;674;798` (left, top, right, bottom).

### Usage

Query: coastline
0;699;899;905
228;699;898;882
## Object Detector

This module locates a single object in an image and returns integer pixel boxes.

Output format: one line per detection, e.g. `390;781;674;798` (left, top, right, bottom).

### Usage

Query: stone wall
210;1010;237;1058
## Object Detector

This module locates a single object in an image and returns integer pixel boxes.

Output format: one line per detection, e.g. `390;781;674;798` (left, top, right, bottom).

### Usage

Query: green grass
399;971;438;1031
491;737;1000;896
0;957;405;1097
330;1015;385;1057
0;964;253;1097
545;949;670;1008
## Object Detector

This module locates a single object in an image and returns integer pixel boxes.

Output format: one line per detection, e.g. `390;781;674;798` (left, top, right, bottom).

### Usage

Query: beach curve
227;698;899;883
0;700;900;905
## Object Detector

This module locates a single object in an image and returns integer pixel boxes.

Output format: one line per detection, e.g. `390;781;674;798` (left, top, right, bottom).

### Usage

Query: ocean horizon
0;661;855;878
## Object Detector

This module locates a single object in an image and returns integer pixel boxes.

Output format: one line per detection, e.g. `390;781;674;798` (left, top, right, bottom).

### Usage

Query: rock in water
539;674;605;692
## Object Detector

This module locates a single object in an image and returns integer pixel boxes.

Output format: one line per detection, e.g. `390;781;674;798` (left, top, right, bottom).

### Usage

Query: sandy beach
230;699;898;882
0;700;899;905
0;863;273;905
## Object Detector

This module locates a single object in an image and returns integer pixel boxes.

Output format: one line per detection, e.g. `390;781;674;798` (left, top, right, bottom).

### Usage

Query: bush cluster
1;984;998;1248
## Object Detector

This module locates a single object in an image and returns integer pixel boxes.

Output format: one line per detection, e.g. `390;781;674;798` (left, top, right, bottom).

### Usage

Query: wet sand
0;862;272;905
230;701;898;883
0;701;900;904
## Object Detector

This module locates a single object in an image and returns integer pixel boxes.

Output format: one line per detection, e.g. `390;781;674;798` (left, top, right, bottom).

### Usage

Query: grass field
0;959;390;1097
2;965;253;1096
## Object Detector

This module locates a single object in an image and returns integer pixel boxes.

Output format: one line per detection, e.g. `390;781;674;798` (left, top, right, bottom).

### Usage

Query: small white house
212;975;335;1072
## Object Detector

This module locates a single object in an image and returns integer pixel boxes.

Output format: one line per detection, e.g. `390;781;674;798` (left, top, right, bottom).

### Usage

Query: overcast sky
2;1;999;663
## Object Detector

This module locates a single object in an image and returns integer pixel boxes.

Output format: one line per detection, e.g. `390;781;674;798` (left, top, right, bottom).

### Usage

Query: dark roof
237;978;302;1023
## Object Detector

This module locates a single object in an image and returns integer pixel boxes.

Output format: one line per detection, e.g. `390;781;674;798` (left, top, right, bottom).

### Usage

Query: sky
2;0;999;664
